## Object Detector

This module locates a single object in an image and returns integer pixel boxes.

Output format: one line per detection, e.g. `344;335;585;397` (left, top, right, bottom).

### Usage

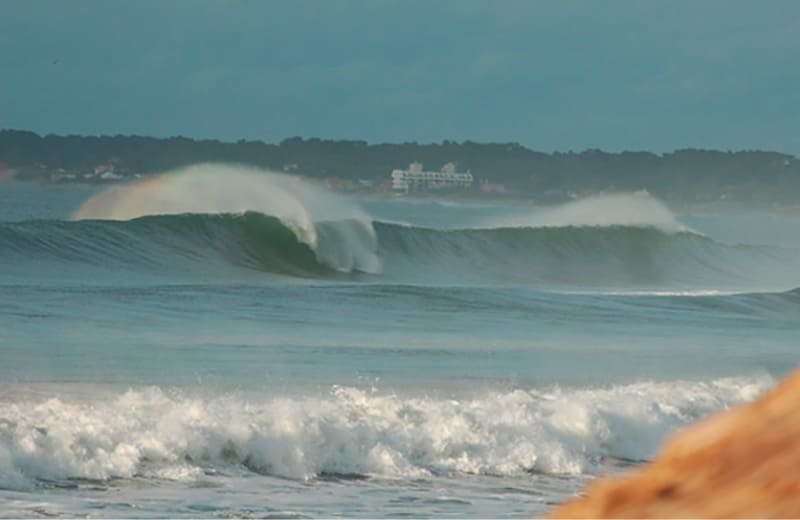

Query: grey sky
1;0;799;152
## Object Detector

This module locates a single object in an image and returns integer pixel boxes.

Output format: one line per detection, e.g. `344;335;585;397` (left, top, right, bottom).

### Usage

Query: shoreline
5;176;800;217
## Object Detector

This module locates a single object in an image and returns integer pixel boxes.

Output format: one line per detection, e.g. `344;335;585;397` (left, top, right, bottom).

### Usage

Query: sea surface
1;165;799;518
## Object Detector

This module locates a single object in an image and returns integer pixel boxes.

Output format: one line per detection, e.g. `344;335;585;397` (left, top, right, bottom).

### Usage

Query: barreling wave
0;212;378;278
0;375;771;488
1;166;796;287
1;214;797;288
1;164;382;278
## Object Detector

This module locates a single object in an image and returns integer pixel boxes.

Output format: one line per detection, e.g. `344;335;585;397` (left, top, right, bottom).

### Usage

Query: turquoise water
1;170;799;517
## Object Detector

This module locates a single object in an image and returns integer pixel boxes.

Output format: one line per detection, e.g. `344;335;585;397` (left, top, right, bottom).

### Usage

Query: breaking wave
479;192;688;232
72;163;381;275
0;167;796;288
377;221;800;288
0;375;771;488
2;165;381;277
0;213;378;278
0;215;796;289
0;215;780;286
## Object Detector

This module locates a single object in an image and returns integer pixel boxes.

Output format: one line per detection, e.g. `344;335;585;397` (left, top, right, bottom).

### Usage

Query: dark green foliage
1;130;798;204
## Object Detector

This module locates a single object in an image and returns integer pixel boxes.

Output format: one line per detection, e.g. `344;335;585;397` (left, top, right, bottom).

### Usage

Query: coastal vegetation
1;129;799;206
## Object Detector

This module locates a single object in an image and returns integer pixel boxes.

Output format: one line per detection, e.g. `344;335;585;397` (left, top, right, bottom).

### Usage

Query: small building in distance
391;162;473;193
480;180;506;194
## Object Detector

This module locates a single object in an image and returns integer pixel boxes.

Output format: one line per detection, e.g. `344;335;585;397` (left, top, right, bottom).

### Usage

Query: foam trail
482;192;688;232
0;375;771;488
72;164;381;273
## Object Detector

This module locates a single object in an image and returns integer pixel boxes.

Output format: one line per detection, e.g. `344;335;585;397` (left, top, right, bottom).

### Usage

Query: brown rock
548;368;800;518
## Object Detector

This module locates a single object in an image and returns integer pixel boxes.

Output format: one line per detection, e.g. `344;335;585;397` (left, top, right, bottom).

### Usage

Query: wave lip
478;192;690;233
69;164;381;275
2;180;797;288
3;215;796;287
0;212;380;279
0;375;771;488
375;220;793;288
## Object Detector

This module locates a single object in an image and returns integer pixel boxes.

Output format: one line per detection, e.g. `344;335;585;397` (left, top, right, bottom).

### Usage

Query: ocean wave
477;192;689;232
67;163;382;276
0;166;796;287
0;212;378;278
0;376;771;488
374;221;796;287
1;214;796;288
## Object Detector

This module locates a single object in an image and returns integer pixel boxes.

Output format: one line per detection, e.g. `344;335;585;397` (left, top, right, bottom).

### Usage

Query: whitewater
1;165;800;517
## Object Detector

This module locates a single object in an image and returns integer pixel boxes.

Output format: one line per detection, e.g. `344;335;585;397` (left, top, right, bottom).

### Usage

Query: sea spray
0;375;771;488
1;216;797;288
71;164;381;274
478;192;689;232
0;181;793;287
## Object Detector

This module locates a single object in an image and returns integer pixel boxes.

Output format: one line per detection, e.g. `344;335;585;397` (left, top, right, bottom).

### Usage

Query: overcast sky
1;0;799;152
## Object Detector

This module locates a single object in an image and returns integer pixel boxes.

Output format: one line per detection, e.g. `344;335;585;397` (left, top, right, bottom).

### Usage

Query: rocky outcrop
548;369;800;518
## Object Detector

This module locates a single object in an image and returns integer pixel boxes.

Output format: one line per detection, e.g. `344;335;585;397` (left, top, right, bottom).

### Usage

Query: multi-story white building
391;162;473;193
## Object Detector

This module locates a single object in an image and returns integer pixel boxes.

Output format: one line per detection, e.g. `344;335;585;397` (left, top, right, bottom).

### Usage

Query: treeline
2;129;799;204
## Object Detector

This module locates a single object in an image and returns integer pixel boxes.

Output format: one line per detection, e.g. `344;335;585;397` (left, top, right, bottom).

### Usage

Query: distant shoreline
3;129;800;213
5;175;800;217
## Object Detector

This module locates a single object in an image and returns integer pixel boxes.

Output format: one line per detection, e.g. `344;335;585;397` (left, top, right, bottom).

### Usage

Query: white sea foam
564;289;738;297
72;164;381;273
0;375;771;488
482;192;689;232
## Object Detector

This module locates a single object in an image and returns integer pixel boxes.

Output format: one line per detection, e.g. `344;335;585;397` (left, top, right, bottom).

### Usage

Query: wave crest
1;216;795;287
0;376;771;488
70;164;381;274
0;175;795;287
375;221;786;287
479;192;688;232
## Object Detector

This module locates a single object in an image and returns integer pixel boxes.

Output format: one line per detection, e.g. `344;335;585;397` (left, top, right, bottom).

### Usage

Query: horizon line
1;128;796;158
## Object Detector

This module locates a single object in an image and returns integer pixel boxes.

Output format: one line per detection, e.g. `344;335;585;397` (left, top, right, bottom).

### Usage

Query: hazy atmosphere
2;0;800;152
2;2;800;518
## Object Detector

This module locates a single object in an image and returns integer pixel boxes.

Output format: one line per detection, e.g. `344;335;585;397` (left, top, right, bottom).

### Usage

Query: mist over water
479;191;688;232
72;164;381;274
1;165;792;291
1;168;799;517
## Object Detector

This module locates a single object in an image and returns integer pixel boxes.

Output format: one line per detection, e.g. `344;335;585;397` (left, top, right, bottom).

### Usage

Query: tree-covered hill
2;130;799;205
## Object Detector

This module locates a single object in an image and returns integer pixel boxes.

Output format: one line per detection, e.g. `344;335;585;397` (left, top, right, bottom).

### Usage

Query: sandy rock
548;368;800;518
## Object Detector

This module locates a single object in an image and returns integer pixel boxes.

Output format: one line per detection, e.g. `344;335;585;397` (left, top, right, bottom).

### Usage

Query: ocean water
1;165;799;518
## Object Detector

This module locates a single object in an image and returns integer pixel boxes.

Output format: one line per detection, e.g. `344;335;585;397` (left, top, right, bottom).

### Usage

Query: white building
391;162;473;193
